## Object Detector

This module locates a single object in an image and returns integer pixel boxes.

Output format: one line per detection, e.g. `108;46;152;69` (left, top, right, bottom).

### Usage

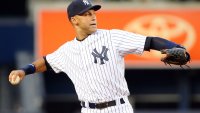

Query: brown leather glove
160;47;191;68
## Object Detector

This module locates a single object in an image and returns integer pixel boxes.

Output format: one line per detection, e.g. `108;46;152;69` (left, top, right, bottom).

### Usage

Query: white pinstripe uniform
46;29;146;113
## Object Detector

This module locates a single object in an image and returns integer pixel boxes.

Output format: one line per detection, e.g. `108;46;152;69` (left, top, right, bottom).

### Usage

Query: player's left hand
160;47;191;68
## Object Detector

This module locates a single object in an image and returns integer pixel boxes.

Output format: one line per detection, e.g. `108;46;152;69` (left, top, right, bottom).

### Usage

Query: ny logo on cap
83;0;90;5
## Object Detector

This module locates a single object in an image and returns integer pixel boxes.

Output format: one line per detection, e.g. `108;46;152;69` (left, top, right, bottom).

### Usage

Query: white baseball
11;75;21;85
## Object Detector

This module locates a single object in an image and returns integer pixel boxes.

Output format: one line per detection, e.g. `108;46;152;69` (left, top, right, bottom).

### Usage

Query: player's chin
89;27;97;34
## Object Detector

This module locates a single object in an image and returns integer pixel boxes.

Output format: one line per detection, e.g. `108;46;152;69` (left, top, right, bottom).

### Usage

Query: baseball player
8;0;190;113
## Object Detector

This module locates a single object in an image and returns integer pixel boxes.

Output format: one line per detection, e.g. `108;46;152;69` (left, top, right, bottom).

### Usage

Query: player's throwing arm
8;58;47;85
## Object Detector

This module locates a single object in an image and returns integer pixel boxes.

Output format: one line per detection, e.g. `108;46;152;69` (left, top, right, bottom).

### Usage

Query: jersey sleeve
110;29;147;56
45;44;66;73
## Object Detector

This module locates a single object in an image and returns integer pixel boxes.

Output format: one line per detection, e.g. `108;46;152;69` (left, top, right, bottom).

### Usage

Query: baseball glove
160;47;191;68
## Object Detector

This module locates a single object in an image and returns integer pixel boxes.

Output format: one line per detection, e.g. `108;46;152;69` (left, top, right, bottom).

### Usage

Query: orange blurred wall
36;9;200;68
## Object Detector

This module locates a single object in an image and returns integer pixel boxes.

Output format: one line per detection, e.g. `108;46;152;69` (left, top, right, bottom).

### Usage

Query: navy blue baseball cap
67;0;101;20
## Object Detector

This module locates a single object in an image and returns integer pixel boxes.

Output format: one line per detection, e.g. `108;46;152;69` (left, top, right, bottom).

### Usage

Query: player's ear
71;16;78;25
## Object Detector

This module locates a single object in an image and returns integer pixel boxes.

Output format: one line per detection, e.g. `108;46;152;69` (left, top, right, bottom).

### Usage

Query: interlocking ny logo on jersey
82;0;90;5
92;46;109;65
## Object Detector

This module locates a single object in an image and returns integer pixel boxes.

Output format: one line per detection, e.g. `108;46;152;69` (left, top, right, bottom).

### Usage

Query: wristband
21;64;36;75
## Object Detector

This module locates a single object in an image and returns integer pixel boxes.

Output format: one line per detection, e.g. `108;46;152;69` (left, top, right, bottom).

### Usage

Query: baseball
11;75;21;85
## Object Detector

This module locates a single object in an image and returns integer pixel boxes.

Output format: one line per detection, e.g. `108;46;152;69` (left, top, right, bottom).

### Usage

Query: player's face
73;10;98;34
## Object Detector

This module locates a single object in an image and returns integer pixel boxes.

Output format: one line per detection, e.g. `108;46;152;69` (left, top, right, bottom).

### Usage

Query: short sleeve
110;29;147;56
46;45;66;73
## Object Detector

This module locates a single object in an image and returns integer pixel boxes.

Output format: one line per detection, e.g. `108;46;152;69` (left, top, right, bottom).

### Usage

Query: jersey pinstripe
46;29;146;104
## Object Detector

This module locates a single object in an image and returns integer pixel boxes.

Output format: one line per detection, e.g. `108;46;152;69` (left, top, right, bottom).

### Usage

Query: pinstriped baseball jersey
46;29;146;103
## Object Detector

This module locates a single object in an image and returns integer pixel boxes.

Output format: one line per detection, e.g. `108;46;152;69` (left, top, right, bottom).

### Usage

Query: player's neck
75;27;97;41
75;29;91;41
75;32;89;41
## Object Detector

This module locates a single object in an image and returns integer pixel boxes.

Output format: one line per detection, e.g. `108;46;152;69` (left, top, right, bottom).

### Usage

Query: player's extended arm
144;36;190;67
8;57;47;85
144;36;183;51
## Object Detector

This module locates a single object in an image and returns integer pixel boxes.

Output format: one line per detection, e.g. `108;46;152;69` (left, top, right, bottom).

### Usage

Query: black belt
81;98;125;109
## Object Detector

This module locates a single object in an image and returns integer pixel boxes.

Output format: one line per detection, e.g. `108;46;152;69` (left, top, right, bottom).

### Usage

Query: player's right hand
8;70;25;85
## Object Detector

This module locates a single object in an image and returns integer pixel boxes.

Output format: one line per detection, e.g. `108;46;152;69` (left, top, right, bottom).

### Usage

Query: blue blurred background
0;0;200;113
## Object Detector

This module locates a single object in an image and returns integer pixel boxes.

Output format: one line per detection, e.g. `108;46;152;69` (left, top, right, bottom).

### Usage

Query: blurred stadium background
1;0;200;113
